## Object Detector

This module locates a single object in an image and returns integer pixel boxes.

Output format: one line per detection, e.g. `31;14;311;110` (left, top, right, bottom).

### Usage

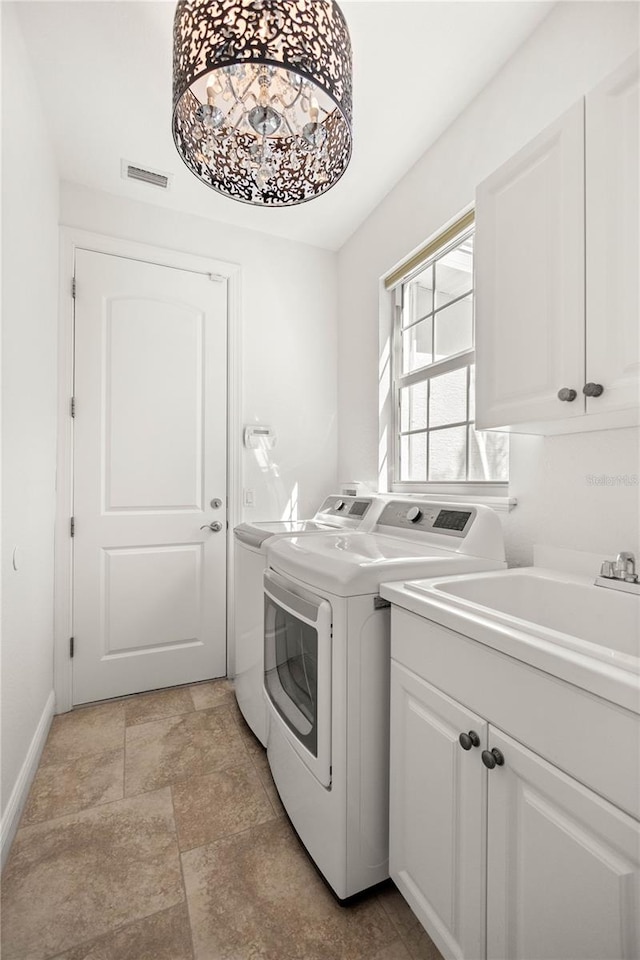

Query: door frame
54;228;242;714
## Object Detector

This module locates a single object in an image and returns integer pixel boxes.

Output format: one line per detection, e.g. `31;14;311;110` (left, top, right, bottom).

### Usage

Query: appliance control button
335;500;346;511
406;507;423;524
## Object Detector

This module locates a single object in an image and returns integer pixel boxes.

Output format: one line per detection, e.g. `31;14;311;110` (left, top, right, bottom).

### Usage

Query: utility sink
388;566;640;712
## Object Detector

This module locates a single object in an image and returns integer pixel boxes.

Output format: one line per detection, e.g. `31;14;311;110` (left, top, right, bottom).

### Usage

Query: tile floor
1;680;443;960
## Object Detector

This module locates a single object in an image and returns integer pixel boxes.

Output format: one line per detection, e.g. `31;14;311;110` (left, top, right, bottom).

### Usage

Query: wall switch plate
243;488;255;507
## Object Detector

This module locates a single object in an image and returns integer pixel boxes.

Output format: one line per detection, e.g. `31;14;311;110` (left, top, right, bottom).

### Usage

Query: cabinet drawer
391;607;640;819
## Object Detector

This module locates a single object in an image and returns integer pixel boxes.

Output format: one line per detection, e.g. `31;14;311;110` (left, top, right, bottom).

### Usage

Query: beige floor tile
1;789;183;960
51;903;193;960
124;687;195;727
189;678;235;711
171;760;275;851
125;705;246;797
21;748;124;826
182;818;397;960
250;747;287;818
378;885;444;960
231;708;265;759
371;941;414;960
40;701;125;766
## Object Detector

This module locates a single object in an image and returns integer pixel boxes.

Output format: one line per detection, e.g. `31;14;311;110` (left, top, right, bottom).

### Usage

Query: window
391;218;509;488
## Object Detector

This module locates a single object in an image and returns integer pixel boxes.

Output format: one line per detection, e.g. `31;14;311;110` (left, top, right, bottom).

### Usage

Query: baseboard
1;690;55;870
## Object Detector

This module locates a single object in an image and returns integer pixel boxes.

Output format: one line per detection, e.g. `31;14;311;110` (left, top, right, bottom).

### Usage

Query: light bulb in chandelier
172;0;353;207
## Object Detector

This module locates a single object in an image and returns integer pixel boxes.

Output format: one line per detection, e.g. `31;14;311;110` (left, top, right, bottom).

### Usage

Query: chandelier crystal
172;0;353;207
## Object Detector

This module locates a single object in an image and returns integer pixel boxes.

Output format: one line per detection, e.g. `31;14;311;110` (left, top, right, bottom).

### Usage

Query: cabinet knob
482;748;505;770
557;388;577;402
583;382;604;398
459;731;481;751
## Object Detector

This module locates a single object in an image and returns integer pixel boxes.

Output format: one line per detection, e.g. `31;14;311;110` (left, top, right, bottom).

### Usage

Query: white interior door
72;249;227;704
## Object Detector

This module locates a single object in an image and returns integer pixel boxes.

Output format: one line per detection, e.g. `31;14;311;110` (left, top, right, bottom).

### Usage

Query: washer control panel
378;501;476;539
318;496;372;520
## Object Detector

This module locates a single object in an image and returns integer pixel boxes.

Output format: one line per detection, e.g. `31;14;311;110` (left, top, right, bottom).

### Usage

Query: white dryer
263;500;506;900
233;495;386;746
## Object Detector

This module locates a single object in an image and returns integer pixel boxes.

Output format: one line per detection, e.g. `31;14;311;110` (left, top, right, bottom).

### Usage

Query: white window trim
388;217;511;500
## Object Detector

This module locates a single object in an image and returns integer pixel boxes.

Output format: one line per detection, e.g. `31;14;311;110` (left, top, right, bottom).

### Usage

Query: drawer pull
459;731;480;751
557;388;577;402
482;748;505;769
583;382;604;398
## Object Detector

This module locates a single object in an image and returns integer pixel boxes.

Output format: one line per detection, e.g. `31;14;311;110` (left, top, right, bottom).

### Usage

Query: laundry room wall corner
1;2;60;862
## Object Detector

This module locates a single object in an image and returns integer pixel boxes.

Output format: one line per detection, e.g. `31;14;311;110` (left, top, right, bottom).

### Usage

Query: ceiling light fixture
172;0;353;207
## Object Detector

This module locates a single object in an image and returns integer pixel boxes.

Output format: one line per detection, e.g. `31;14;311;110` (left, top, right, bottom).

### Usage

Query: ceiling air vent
121;160;172;190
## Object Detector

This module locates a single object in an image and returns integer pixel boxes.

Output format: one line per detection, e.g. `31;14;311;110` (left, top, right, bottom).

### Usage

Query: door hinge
70;397;76;418
71;277;76;299
70;517;75;537
69;637;75;658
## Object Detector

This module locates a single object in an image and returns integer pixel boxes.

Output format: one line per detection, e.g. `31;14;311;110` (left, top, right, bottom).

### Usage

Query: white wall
337;1;640;566
1;3;59;841
60;183;339;523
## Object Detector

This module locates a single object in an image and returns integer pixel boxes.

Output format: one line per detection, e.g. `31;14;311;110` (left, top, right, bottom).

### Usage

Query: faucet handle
615;552;637;582
600;560;615;578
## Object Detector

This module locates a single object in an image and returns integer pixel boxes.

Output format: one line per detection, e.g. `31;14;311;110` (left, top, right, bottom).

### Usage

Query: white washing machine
233;494;386;746
263;499;506;900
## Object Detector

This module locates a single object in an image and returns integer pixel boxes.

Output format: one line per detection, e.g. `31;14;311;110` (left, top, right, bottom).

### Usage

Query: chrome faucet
595;552;640;595
615;552;637;581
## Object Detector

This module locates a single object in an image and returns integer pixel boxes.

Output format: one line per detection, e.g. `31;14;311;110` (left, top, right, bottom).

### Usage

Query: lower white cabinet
487;728;640;960
390;663;487;960
390;664;640;960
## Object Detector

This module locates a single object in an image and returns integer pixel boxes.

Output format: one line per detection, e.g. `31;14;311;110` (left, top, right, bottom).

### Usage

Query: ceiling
16;1;554;250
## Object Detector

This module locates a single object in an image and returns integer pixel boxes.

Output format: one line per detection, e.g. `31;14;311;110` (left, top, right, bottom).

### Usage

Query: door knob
481;748;505;770
583;383;604;398
557;388;577;402
459;731;481;751
201;521;223;533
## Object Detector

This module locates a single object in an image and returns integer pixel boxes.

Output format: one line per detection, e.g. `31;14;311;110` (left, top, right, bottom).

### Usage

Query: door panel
73;250;227;704
586;52;640;414
487;727;640;960
390;662;487;960
475;100;585;428
104;297;205;511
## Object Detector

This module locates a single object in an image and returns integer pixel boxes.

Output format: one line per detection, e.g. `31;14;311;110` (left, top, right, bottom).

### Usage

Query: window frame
390;219;509;495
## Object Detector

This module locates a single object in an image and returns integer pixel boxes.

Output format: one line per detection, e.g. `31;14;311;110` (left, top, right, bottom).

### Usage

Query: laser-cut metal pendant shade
172;0;353;207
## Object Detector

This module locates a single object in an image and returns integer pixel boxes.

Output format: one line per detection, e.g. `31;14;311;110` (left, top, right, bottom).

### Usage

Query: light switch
243;488;255;507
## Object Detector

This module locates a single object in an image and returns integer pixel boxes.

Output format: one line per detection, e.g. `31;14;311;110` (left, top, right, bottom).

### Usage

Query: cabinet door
475;101;585;429
586;53;640;415
487;728;640;960
390;662;487;960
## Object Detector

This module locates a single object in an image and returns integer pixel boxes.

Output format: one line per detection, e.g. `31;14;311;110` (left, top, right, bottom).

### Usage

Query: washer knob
406;507;423;524
335;500;346;511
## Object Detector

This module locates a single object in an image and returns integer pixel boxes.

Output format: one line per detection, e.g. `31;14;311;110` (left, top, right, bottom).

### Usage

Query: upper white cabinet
586;54;640;416
475;53;640;434
475;102;585;429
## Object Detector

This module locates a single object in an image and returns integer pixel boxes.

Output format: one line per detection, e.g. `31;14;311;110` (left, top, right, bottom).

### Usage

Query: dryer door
264;571;332;787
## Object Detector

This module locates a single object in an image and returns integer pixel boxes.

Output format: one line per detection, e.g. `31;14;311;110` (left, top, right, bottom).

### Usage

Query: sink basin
405;567;640;674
